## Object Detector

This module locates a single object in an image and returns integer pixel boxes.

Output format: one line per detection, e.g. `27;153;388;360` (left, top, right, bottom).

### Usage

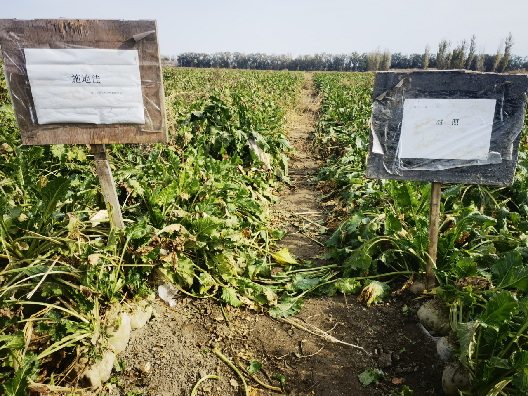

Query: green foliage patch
313;71;528;395
0;67;310;392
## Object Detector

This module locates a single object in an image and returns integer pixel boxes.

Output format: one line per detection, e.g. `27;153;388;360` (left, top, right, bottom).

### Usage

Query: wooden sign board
366;70;528;186
0;19;168;145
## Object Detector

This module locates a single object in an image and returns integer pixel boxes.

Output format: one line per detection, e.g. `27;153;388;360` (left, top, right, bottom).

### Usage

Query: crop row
0;68;308;393
313;71;528;395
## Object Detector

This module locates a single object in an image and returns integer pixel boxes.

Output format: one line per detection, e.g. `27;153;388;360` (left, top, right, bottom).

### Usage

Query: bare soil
113;73;445;396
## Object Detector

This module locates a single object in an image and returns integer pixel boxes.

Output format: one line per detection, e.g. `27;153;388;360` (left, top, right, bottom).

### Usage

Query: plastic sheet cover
370;75;528;176
24;48;145;124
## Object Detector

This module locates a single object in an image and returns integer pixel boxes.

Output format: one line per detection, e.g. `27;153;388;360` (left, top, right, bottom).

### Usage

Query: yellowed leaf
160;223;182;234
16;242;29;251
248;387;262;396
271;248;299;266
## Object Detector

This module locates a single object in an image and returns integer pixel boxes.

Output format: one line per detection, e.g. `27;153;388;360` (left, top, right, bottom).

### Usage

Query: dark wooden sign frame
367;70;528;186
0;19;168;145
367;70;528;289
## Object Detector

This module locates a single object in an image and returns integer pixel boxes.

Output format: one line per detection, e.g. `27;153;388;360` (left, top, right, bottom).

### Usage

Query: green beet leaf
391;386;414;396
272;374;286;386
492;251;528;292
221;287;243;307
269;294;304;318
513;368;528;393
247;360;263;373
2;352;39;396
343;248;372;277
0;332;25;352
385;212;402;233
173;256;195;289
335;278;362;294
456;321;478;367
291;273;320;292
358;368;385;386
479;290;518;330
510;351;528;369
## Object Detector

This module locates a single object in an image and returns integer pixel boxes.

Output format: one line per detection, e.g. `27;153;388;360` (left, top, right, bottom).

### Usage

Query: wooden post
426;182;442;290
91;144;125;230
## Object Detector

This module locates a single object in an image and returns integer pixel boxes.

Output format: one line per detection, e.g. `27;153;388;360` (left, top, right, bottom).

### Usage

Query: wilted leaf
291;273;320;291
134;246;155;256
128;179;145;196
15;242;28;251
160;223;187;235
335;278;362;294
89;210;108;226
487;380;512;396
357;281;390;306
269;294;304;318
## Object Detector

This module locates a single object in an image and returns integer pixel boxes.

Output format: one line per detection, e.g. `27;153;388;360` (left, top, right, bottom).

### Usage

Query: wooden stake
91;144;125;229
426;182;442;290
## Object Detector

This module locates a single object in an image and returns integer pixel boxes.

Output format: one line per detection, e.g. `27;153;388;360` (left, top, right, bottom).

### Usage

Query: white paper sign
24;49;145;124
399;99;496;160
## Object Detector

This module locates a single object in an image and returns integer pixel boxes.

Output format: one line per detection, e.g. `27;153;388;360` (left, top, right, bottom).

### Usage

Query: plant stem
474;328;482;370
37;332;91;359
352;271;413;281
213;349;249;396
221;304;231;326
284;264;338;275
499;318;528;359
190;375;220;396
298;230;325;246
13;301;90;323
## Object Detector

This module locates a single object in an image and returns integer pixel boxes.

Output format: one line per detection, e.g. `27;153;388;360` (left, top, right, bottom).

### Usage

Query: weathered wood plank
91;144;125;230
426;182;442;290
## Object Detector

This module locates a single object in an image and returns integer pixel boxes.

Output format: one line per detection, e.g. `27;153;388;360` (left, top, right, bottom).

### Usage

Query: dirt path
273;72;328;262
115;74;445;396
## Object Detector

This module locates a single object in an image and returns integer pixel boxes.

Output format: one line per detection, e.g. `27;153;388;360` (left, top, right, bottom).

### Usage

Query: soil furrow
115;73;444;396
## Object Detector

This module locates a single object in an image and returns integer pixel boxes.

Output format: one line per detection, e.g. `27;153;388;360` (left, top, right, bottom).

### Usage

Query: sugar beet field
2;67;528;396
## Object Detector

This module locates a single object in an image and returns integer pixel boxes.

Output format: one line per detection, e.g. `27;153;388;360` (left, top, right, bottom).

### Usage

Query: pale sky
3;0;528;58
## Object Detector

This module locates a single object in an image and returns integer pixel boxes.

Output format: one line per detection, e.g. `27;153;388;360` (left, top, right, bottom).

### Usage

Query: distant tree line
171;34;527;72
